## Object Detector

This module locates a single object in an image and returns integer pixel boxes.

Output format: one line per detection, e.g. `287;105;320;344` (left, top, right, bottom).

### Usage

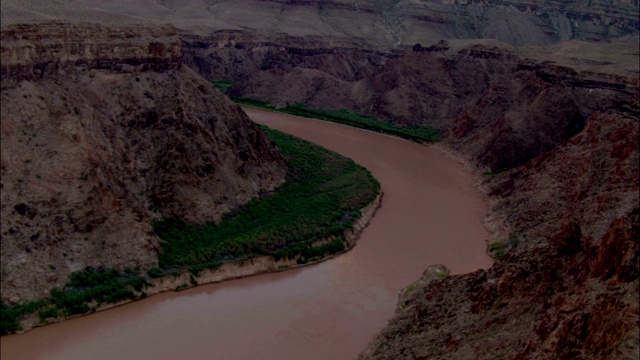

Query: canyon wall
3;1;638;46
184;33;638;170
0;22;287;304
181;12;639;359
359;108;639;359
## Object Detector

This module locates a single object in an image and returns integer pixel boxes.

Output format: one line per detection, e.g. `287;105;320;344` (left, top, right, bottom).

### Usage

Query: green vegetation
1;124;380;335
488;233;520;259
154;126;379;271
211;80;235;93
48;267;149;318
38;307;58;323
175;284;189;291
435;271;449;279
0;267;151;334
147;267;163;278
208;78;438;142
233;98;440;143
488;241;506;258
482;167;510;176
1;300;46;335
293;238;346;265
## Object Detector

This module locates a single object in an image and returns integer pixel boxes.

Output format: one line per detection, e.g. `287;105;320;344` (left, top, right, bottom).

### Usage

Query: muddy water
1;108;493;360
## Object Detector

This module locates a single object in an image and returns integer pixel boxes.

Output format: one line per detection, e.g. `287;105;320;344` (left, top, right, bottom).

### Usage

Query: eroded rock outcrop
186;35;637;170
4;0;638;46
0;22;287;303
180;18;639;358
359;109;639;359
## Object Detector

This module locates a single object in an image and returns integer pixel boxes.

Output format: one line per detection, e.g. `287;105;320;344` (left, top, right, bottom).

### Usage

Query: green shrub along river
1;126;380;335
1;267;149;335
212;80;440;143
153;126;380;272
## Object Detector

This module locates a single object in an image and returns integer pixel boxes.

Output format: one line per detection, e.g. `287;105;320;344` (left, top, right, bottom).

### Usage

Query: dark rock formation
0;22;287;304
359;109;639;359
185;35;637;170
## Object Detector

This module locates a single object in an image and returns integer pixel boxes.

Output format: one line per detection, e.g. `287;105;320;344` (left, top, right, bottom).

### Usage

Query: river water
1;108;492;360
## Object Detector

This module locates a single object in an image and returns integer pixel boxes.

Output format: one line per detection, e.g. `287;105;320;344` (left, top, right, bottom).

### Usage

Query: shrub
38;307;58;323
1;300;46;335
232;99;440;143
489;242;503;252
153;128;379;273
483;167;510;176
210;80;235;93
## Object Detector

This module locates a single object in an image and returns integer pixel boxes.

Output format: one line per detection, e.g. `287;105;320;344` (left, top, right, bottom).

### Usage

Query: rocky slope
0;22;287;304
359;108;639;359
180;13;639;359
185;33;637;170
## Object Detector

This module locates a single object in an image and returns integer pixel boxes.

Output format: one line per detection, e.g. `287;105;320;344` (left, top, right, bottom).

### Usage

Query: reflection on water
1;108;492;360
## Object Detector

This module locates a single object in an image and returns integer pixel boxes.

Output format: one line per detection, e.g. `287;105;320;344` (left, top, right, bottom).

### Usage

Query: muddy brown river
1;108;493;360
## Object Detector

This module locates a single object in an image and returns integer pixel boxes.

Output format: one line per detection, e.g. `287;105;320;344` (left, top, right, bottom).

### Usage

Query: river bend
0;108;493;360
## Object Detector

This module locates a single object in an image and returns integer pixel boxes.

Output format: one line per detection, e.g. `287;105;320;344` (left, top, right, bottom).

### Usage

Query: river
1;108;493;360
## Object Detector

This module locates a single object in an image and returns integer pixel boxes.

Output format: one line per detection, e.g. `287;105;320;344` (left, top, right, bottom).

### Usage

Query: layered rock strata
2;0;638;46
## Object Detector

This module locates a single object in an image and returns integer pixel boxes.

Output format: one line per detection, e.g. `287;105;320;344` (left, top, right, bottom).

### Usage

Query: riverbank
229;96;440;143
4;126;383;335
13;191;382;334
2;106;492;360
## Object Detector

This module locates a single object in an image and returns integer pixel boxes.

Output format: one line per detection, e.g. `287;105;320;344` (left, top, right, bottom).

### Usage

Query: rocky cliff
185;33;638;170
0;22;287;304
3;0;638;46
181;14;639;359
359;109;639;359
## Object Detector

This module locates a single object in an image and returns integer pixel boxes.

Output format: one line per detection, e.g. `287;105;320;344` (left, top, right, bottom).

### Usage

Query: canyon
1;22;287;304
1;109;491;360
1;0;639;359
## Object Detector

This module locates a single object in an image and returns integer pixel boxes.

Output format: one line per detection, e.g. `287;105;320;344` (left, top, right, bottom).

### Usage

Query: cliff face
181;14;639;359
0;22;287;303
185;34;637;170
404;0;640;44
183;31;400;112
3;0;638;46
359;110;639;360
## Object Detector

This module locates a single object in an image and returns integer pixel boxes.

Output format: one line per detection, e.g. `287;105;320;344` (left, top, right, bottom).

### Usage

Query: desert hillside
1;22;286;304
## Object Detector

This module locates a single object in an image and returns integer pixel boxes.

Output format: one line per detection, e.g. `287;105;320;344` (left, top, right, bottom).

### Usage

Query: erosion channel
1;108;493;360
